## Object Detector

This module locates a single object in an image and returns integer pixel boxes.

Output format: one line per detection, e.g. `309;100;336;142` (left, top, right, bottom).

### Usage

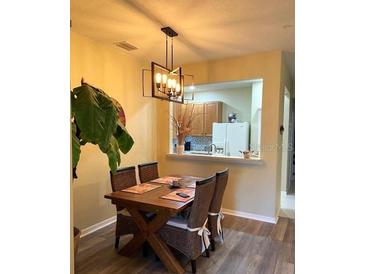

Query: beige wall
71;31;158;229
157;51;284;219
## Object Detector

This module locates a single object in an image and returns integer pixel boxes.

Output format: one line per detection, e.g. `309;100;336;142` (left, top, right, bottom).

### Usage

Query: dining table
104;175;203;274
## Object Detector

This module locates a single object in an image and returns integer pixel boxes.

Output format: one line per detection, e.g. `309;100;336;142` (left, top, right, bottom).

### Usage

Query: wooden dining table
104;175;202;274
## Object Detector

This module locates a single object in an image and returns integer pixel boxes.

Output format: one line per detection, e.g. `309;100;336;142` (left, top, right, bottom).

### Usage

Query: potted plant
71;80;134;257
171;104;196;154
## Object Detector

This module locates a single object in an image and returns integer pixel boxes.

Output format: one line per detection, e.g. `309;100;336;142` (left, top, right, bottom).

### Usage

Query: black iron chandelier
142;26;194;104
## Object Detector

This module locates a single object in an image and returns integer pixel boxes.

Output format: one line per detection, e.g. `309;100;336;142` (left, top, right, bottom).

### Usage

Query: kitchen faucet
205;143;217;155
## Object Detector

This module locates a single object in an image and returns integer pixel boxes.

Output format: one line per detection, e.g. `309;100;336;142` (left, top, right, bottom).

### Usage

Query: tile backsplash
173;136;212;152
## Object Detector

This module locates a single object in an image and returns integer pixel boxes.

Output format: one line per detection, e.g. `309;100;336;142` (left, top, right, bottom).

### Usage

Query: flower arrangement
171;104;196;146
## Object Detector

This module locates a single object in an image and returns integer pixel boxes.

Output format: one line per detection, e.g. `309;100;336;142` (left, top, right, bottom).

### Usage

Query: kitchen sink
185;150;211;155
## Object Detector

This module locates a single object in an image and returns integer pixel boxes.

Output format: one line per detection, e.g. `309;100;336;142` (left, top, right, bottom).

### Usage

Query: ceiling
71;0;294;70
186;79;262;92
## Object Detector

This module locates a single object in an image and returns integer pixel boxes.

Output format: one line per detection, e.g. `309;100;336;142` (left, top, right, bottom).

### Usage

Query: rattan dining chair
110;166;139;249
208;169;229;251
137;161;159;183
158;175;216;274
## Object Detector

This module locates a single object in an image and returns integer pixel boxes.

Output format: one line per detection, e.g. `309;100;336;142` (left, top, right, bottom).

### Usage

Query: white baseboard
279;208;295;219
80;215;116;238
275;208;280;223
280;191;295;219
80;208;277;238
222;208;277;224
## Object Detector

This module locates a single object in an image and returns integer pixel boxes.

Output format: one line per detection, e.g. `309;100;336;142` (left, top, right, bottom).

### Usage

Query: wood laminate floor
75;215;294;274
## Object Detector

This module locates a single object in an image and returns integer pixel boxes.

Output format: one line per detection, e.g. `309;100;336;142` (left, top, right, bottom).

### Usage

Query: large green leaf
115;121;134;154
71;83;135;173
72;122;81;168
95;90;118;151
72;85;104;144
70;91;75;118
99;136;120;174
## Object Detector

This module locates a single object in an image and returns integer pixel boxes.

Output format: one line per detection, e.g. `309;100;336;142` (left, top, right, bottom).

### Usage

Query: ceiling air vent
115;41;138;51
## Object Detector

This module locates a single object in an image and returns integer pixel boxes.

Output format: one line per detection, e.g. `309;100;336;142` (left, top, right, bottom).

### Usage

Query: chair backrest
138;162;159;183
110;166;137;192
188;175;216;228
209;169;229;213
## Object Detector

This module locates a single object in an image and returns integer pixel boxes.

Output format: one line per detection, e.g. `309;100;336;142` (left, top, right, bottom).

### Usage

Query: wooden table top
104;175;203;213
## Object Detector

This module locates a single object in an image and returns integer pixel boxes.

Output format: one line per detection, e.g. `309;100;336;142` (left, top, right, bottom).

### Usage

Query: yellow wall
71;31;158;229
156;51;284;218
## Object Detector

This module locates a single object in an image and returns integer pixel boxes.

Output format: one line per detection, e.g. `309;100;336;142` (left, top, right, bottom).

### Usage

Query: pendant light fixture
142;27;194;104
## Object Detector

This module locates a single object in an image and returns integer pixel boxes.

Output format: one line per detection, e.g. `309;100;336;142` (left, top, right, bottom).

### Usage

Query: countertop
166;152;263;165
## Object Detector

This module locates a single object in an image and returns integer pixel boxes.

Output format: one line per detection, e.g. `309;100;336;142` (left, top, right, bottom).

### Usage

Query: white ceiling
71;0;294;69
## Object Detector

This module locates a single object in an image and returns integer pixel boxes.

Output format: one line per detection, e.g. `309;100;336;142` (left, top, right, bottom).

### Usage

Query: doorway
280;87;295;218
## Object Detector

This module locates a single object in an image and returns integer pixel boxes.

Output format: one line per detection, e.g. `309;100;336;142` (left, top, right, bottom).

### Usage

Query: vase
176;144;185;155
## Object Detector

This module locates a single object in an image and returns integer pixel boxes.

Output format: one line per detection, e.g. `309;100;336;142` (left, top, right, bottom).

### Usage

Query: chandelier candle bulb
155;73;161;90
176;83;181;93
162;74;167;84
172;79;177;89
167;78;172;89
155;73;161;83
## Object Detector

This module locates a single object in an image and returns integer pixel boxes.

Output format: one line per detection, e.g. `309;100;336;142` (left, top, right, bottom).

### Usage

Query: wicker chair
158;175;216;273
110;166;139;249
138;161;159;183
208;169;229;251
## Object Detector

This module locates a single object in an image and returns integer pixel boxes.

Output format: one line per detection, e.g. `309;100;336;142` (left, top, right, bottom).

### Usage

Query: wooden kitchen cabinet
173;101;222;137
190;103;205;136
172;103;184;137
172;103;203;136
204;102;222;136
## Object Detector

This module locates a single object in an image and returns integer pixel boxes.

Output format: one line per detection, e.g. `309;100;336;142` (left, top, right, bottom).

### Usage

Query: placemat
183;181;196;189
121;183;162;194
160;188;195;203
151;176;182;184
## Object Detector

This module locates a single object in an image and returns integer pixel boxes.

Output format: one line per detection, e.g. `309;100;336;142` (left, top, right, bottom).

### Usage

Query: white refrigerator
212;122;250;156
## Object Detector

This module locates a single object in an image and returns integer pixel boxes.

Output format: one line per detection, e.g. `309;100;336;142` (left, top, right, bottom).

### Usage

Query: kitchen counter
166;152;263;165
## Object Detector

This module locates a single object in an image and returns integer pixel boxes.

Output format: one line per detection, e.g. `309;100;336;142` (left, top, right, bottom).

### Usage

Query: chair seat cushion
166;216;188;229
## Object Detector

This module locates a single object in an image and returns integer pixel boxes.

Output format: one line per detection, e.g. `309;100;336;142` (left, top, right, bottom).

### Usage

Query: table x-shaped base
119;207;185;274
